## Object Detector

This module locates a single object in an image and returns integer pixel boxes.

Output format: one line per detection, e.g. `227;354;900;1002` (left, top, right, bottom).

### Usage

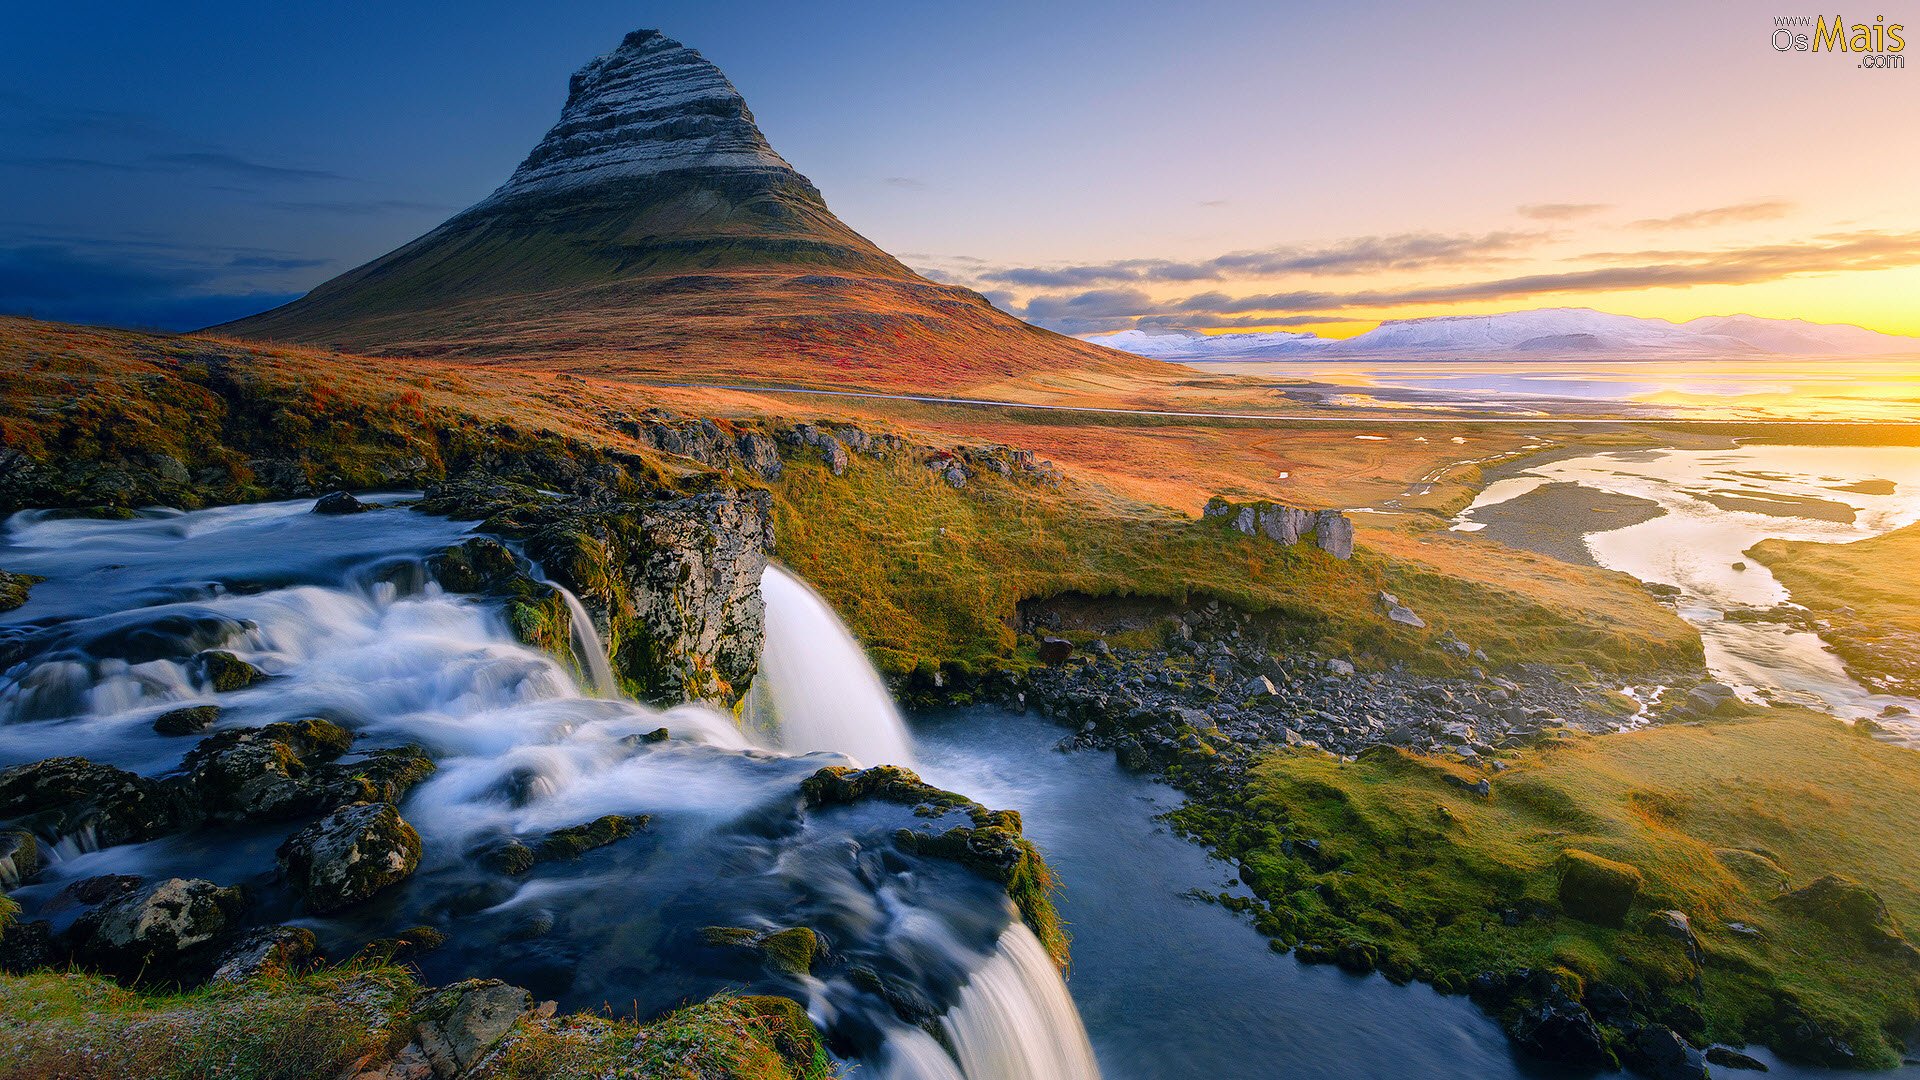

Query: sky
2;0;1917;338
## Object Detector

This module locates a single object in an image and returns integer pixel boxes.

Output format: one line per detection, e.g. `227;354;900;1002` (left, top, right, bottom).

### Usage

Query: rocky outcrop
1203;497;1355;559
0;569;40;613
424;477;773;706
278;803;423;913
0;757;197;850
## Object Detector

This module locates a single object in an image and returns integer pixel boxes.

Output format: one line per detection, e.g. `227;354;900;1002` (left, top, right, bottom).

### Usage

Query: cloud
969;231;1538;289
1518;202;1610;220
1002;229;1920;332
146;152;346;184
0;243;311;331
1629;200;1793;230
259;197;449;216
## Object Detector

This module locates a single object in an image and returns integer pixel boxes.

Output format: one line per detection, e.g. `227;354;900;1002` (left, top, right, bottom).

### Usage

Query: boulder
1507;982;1610;1067
1379;592;1427;629
68;876;247;976
196;650;266;692
0;757;196;850
426;537;522;594
1557;849;1642;927
152;704;221;736
178;719;354;822
1777;874;1915;958
1627;1024;1709;1080
1645;909;1704;964
530;814;644;863
208;925;318;984
702;925;822;976
1705;1045;1770;1071
413;979;533;1078
278;802;422;913
1312;509;1355;559
1037;637;1073;666
312;491;368;515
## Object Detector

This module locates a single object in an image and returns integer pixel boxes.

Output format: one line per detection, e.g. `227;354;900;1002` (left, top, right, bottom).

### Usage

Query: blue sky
4;1;1917;335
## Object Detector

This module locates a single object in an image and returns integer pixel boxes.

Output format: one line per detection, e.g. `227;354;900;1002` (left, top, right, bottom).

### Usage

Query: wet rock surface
278;802;424;914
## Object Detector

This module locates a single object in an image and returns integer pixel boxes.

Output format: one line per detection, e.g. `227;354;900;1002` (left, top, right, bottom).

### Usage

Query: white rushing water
1455;444;1920;738
550;582;616;696
0;500;1097;1080
749;564;917;767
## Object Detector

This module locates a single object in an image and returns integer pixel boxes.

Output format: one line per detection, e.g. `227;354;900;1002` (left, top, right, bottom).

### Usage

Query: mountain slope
1092;307;1920;361
221;30;1156;393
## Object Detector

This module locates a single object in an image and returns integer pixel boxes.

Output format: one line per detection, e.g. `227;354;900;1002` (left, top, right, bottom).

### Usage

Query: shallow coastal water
1192;358;1920;420
1456;444;1920;739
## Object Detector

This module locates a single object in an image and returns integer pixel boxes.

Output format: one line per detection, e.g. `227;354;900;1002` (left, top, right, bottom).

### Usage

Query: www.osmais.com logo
1774;15;1907;67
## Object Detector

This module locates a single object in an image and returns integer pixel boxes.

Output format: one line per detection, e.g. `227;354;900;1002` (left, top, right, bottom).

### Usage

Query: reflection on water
1195;358;1920;420
1457;444;1920;739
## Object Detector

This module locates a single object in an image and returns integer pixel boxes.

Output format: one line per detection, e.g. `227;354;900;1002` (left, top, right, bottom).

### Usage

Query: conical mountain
221;30;1157;392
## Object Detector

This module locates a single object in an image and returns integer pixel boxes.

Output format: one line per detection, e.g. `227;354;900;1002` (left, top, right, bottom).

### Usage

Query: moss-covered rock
428;536;524;594
0;570;43;613
800;764;1068;968
278;802;422;913
68;876;248;979
0;827;41;889
177;719;353;822
0;756;197;849
1777;875;1917;959
151;704;221;736
531;814;644;864
701;925;822;976
1557;849;1643;928
196;650;266;692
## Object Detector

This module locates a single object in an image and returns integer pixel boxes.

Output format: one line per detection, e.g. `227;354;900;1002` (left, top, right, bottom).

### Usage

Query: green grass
1749;522;1920;695
768;452;1700;681
0;965;832;1080
1174;706;1920;1066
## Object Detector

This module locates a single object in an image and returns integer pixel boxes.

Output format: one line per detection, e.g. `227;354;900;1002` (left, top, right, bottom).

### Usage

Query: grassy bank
0;964;831;1080
1749;522;1920;696
1174;705;1920;1066
768;451;1699;680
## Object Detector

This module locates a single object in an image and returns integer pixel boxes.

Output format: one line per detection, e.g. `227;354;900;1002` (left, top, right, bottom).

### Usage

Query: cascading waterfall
752;564;1102;1080
551;582;615;696
0;500;1101;1080
750;564;916;767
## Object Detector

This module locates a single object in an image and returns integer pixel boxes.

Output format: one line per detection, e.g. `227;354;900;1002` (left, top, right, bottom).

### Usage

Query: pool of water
913;706;1920;1080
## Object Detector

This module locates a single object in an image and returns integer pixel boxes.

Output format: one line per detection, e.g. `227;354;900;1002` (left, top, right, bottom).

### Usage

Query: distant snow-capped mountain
1087;308;1919;360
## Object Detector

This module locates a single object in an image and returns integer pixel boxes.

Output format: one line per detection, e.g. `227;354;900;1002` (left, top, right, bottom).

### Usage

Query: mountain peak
478;30;792;209
216;28;1160;393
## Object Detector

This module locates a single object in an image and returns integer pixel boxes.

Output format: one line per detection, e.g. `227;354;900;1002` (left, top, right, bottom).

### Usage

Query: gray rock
1631;1024;1709;1080
209;925;318;984
69;876;247;975
1312;509;1355;559
1244;675;1281;700
1706;1045;1770;1071
414;979;533;1078
152;704;221;736
1325;658;1356;677
278;802;422;913
1379;592;1427;628
312;491;367;515
734;432;783;480
0;756;197;851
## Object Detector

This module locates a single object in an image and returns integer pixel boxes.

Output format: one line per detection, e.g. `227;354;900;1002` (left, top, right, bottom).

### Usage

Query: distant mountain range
1088;308;1920;361
220;30;1156;392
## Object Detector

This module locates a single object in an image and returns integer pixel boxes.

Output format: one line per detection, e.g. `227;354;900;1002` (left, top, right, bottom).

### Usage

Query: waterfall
945;925;1102;1080
552;583;616;697
751;564;916;767
880;924;1102;1080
